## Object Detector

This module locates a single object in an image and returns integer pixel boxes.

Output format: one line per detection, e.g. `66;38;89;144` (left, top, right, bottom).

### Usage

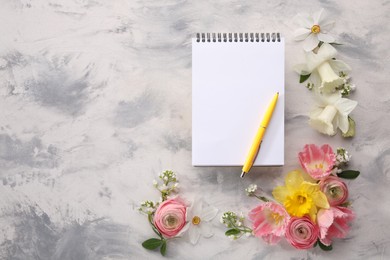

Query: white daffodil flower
295;43;351;93
186;199;218;245
309;92;357;135
293;8;335;52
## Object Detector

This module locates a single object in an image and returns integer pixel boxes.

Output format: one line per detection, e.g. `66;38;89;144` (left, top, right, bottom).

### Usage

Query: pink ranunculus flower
154;197;187;238
285;216;319;249
298;144;336;180
317;206;355;246
319;176;349;206
248;202;290;244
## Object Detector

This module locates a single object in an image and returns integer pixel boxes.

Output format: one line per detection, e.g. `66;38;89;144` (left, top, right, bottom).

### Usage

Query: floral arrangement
221;144;360;251
139;170;218;256
293;9;358;137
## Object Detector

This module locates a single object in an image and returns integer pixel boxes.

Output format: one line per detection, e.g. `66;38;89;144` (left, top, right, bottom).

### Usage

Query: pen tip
277;92;279;95
240;171;246;178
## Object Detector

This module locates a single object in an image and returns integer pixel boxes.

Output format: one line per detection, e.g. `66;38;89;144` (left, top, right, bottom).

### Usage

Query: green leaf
160;240;167;256
299;74;311;83
330;42;343;46
342;117;356;138
225;229;240;236
318;240;333;251
337;170;360;179
313;240;318;248
142;238;163;250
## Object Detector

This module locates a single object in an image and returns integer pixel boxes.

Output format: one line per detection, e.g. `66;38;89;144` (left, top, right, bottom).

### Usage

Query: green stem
148;213;163;239
253;194;269;202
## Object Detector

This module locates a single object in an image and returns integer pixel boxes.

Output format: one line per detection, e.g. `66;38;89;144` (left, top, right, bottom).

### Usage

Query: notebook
192;33;284;166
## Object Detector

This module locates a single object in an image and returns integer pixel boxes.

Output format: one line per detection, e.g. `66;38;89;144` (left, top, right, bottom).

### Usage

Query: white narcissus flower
186;199;218;245
293;8;335;52
309;92;357;135
295;43;351;93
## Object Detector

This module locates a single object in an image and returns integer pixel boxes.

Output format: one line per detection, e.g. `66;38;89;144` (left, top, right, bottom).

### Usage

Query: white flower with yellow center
186;200;218;245
309;92;357;135
293;8;335;52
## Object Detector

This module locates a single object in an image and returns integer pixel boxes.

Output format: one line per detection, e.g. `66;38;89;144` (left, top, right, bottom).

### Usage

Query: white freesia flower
309;92;357;135
294;8;335;51
186;199;218;245
295;43;351;93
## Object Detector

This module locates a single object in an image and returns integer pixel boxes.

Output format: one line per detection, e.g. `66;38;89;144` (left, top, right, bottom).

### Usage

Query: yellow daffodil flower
272;170;329;221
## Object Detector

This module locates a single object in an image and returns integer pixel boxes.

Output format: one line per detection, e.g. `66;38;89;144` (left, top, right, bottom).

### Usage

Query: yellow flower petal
309;205;318;222
300;182;320;194
313;191;330;209
285;170;304;190
272;186;289;203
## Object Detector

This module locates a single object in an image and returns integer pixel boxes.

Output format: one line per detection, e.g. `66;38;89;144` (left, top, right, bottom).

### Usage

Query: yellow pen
240;92;279;178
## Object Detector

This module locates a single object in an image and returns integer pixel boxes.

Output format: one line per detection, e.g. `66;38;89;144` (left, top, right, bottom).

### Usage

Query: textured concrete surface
0;0;389;259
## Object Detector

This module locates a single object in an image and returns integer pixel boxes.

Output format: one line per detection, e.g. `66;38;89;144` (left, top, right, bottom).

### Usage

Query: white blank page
192;38;284;166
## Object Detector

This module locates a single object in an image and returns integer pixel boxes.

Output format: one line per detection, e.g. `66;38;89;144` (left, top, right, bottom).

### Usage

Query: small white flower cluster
335;147;351;167
337;72;356;97
220;211;244;228
245;184;258;196
220;211;252;240
154;170;179;200
138;200;157;214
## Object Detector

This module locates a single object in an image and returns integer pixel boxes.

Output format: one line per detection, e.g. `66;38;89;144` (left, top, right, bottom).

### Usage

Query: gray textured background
0;0;389;259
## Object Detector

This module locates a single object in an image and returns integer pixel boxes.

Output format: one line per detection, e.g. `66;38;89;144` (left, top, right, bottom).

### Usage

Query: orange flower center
311;25;321;34
192;216;201;225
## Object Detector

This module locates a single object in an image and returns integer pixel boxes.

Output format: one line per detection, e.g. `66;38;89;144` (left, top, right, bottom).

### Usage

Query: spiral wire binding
196;32;280;43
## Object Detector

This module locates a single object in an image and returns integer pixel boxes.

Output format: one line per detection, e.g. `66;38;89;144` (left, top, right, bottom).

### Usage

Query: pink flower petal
320;207;355;244
317;208;334;239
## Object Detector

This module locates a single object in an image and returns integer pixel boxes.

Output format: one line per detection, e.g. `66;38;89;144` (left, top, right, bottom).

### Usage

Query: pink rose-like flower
319;176;348;206
298;144;336;180
317;206;355;246
154;198;187;238
285;216;319;249
249;202;290;244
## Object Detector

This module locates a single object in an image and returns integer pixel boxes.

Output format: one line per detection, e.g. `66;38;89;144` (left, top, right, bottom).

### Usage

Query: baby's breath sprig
138;200;157;215
220;211;253;240
154;170;179;201
245;184;270;202
336;72;356;97
335;147;351;168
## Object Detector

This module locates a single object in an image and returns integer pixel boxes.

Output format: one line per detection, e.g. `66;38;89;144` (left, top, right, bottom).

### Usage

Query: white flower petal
293;28;311;41
305;43;338;71
328;59;352;73
337;114;350;133
318;33;335;43
177;222;190;237
188;225;201;245
313;8;325;25
200;206;218;221
321;21;335;32
310;70;322;88
309;105;338;136
335;98;358;116
187;199;202;219
303;33;320;52
293;13;313;28
200;223;214;238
